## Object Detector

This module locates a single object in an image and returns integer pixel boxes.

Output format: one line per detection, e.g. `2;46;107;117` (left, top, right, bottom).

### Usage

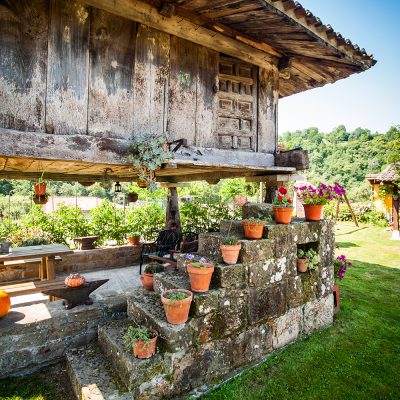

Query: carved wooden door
217;57;257;151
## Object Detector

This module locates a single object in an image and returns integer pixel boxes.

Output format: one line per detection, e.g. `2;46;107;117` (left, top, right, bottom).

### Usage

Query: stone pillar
166;186;181;232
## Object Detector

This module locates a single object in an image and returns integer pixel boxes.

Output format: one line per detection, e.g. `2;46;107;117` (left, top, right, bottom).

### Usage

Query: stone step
98;319;170;397
66;343;131;400
127;288;198;352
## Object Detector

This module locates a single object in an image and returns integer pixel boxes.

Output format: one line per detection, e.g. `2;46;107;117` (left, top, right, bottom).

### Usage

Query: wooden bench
0;277;66;297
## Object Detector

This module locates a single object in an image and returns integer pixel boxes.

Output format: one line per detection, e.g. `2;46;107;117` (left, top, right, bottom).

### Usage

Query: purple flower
199;257;207;264
185;254;194;260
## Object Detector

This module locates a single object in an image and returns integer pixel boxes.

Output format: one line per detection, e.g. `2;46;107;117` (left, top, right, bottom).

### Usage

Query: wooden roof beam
82;0;278;68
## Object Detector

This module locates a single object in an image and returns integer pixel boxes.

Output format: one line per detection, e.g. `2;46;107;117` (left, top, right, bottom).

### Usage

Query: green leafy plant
123;325;156;349
129;132;174;191
244;217;270;225
222;236;239;245
297;248;319;270
127;231;140;238
164;291;190;303
144;262;165;274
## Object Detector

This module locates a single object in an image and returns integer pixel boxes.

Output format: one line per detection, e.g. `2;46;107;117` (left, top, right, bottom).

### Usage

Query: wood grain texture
257;65;279;153
133;24;170;135
0;0;48;131
46;0;90;134
88;9;137;138
168;36;198;144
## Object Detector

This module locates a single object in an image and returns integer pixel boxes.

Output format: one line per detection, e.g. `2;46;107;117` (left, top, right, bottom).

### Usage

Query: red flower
278;187;287;195
288;198;292;204
278;195;283;201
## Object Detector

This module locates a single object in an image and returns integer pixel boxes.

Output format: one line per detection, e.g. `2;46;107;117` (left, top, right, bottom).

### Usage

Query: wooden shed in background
0;0;376;186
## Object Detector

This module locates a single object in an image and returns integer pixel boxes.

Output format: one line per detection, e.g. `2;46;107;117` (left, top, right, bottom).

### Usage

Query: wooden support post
40;257;47;280
343;193;359;227
391;187;399;240
264;183;277;204
166;187;181;232
46;256;56;280
334;197;341;224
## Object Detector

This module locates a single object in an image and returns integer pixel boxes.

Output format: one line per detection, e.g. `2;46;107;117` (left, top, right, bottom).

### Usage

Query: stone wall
0;245;140;283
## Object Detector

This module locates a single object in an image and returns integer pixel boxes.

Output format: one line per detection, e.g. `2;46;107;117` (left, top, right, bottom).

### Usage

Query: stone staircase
65;219;335;399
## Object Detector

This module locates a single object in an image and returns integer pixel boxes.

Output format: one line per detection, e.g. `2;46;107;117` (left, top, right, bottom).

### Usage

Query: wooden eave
93;0;376;97
0;128;294;184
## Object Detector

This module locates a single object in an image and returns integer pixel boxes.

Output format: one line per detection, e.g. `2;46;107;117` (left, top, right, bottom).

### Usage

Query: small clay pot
127;236;140;246
303;204;324;221
131;329;158;359
297;258;309;273
161;289;193;324
273;206;293;224
220;244;241;265
187;263;214;292
140;273;154;291
243;220;264;239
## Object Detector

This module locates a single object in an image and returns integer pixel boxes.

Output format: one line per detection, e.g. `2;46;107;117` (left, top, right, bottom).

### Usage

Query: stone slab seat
98;319;168;396
127;288;198;352
66;342;131;400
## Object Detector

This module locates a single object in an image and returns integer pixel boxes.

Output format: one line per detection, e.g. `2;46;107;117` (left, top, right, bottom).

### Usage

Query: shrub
10;227;52;247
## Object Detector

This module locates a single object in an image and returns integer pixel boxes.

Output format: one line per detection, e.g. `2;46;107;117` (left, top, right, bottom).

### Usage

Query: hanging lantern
114;181;122;193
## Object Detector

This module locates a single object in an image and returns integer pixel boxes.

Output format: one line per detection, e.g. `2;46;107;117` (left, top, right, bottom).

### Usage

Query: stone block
300;270;319;303
242;203;273;220
198;233;225;258
272;306;302;349
227;322;273;368
211;263;247;289
248;256;293;288
248;282;287;324
219;289;248;334
287;276;303;308
303;295;334;334
291;221;322;244
220;220;244;237
240;239;274;265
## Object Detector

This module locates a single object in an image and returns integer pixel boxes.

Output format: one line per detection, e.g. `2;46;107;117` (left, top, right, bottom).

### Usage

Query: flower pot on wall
220;244;241;265
297;258;309;273
131;331;158;359
127;236;140;246
187;263;214;292
273;207;293;224
303;204;324;221
242;220;264;239
161;289;193;324
140;273;154;291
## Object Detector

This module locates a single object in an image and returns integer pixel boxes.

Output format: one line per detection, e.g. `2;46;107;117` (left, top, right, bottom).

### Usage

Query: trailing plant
144;262;165;274
295;182;345;205
297;248;319;270
123;325;156;349
334;254;352;283
129;132;174;191
222;236;239;245
272;187;293;207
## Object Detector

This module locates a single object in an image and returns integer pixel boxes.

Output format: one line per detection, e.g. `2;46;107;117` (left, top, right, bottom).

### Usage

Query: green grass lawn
1;222;399;400
203;222;400;400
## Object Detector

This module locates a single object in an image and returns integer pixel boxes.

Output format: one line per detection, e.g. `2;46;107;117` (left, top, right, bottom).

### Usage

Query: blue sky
278;0;400;135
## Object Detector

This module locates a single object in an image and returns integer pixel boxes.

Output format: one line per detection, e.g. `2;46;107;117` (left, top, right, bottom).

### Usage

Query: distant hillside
279;125;400;200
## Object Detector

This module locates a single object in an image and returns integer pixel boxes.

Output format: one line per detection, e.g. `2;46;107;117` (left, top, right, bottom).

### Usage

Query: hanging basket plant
33;194;48;204
33;172;47;196
129;132;174;192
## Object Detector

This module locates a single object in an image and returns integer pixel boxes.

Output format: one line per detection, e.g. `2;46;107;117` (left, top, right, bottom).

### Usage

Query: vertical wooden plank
257;65;279;153
0;0;48;131
46;0;90;134
168;36;198;144
133;25;170;135
195;46;218;147
88;9;136;138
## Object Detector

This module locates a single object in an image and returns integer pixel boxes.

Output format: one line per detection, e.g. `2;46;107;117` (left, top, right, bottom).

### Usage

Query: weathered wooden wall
0;0;278;153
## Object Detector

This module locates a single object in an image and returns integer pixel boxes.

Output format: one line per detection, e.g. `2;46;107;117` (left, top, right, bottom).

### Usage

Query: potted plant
123;325;158;359
220;236;241;265
272;187;293;224
127;231;141;245
297;249;319;273
33;172;47;196
242;217;266;239
333;254;351;313
33;194;48;204
161;288;193;324
185;254;214;292
129;132;174;191
140;262;164;291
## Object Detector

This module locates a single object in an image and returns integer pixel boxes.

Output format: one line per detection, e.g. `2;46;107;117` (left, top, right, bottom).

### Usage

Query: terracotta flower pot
127;236;140;245
131;330;158;359
187;263;214;292
303;204;324;221
333;283;340;313
0;290;11;318
297;258;309;273
273;206;293;224
33;195;48;205
242;221;264;239
220;244;241;265
34;183;47;196
161;289;193;324
140;273;154;291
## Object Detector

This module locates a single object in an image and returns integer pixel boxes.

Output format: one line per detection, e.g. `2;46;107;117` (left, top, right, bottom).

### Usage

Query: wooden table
0;244;73;281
